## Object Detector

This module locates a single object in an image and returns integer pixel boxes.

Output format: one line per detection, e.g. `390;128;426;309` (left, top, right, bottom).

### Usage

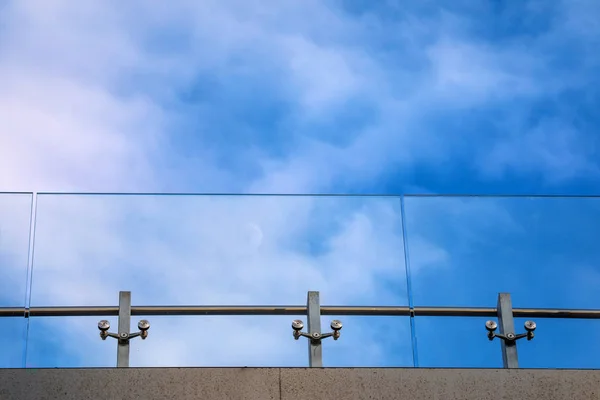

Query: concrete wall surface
0;367;599;400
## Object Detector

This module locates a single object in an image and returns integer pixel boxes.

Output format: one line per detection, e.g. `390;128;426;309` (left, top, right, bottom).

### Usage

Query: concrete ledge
0;368;279;400
1;367;599;400
281;368;600;400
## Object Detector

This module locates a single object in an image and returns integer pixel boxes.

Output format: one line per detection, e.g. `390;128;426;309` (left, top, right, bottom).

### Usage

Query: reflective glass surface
414;315;600;369
0;193;32;307
322;316;413;367
25;315;411;368
128;315;304;367
30;194;408;307
406;195;600;368
414;316;503;368
24;194;410;368
0;193;31;368
515;317;600;369
16;193;600;369
404;196;600;309
26;316;114;368
0;318;27;368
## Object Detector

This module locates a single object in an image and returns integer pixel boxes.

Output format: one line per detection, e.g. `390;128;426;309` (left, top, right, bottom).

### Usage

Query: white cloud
0;74;163;191
2;0;596;194
425;39;540;103
481;118;599;181
282;35;367;113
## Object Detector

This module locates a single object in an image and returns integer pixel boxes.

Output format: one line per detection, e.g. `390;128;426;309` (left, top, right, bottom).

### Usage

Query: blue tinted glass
26;194;409;367
415;315;600;369
0;317;27;368
404;196;600;308
322;316;413;367
0;193;32;307
30;194;408;306
515;317;600;369
0;193;31;368
26;314;411;367
127;315;305;367
26;316;116;368
414;316;503;368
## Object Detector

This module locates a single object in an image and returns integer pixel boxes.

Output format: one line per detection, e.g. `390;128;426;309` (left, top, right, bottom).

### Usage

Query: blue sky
1;0;600;369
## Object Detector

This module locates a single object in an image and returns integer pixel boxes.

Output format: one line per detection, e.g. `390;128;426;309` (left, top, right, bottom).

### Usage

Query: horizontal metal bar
415;307;496;317
2;305;600;319
32;307;119;317
134;306;310;316
0;308;27;317
511;308;600;319
2;305;409;317
33;192;600;198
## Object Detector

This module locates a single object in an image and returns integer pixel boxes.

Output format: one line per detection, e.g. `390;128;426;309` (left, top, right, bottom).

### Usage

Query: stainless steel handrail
2;305;600;318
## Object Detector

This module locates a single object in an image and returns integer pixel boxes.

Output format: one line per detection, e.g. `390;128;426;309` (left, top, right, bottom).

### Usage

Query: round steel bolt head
98;320;110;331
292;319;304;331
485;320;497;331
330;320;343;330
524;320;536;331
138;320;150;331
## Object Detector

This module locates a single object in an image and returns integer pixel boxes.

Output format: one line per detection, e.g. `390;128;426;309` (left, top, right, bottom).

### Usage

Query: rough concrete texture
0;368;280;400
1;367;599;400
281;368;600;400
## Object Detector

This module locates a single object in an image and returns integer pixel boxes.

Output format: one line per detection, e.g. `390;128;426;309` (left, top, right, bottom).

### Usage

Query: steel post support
307;291;322;367
117;291;131;368
497;293;519;368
